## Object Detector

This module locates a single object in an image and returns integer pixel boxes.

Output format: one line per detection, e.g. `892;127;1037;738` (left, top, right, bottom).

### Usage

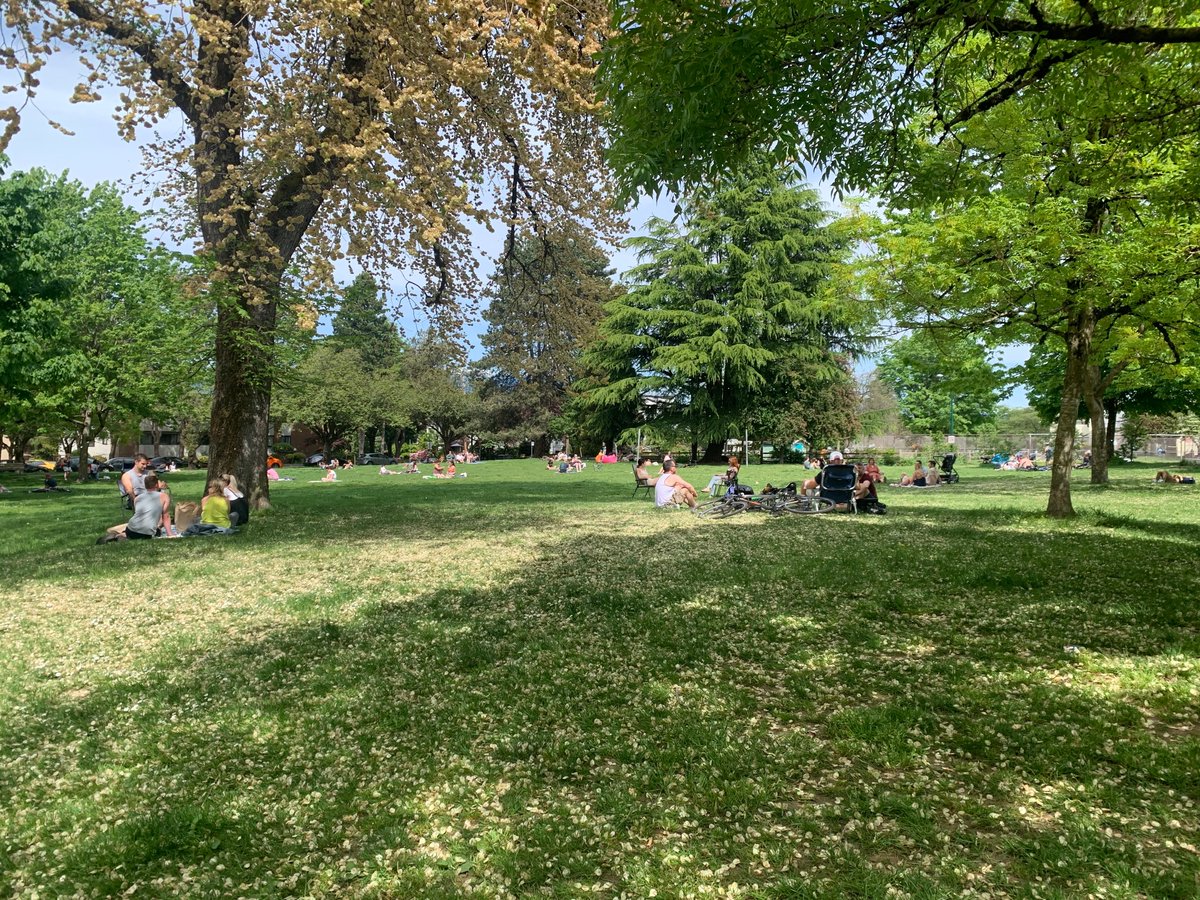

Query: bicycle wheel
694;498;748;519
778;496;835;515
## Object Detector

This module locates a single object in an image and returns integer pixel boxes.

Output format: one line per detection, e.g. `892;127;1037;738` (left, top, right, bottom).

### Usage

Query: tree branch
64;0;198;123
946;44;1086;127
966;15;1200;44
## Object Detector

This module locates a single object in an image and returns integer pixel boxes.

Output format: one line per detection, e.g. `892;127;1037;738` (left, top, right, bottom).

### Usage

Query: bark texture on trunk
1085;364;1109;485
1047;309;1096;518
700;440;726;464
1104;397;1118;462
207;289;276;510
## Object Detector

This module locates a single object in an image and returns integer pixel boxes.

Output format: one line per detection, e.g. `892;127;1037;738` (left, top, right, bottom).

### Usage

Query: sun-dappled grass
1;459;1198;898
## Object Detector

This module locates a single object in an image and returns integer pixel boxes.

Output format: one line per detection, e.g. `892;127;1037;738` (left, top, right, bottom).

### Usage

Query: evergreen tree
331;274;403;371
578;162;861;460
477;227;620;449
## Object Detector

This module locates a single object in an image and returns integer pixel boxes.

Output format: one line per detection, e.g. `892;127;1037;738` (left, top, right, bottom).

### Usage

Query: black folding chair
818;464;858;513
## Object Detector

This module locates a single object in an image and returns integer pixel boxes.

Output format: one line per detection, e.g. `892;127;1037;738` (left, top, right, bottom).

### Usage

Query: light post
948;394;956;444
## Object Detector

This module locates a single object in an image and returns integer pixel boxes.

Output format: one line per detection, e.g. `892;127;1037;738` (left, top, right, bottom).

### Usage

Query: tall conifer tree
477;227;620;449
579;162;860;460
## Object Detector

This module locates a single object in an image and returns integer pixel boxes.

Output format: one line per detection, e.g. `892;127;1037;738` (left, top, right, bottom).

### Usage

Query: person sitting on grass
925;462;940;486
654;458;697;509
446;461;457;478
180;479;235;536
221;474;249;526
432;458;445;476
864;457;885;483
854;464;887;513
126;473;173;539
319;466;338;482
32;471;69;493
899;458;927;487
201;480;231;527
569;454;585;472
404;459;420;474
702;455;740;494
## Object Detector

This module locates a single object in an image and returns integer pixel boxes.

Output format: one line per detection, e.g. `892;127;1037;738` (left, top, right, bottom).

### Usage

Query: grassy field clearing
1;459;1197;898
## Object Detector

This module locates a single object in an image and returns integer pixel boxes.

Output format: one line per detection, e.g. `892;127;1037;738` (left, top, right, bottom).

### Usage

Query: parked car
149;456;188;471
304;453;328;467
55;456;102;472
357;452;396;466
266;454;284;469
24;459;55;473
100;457;136;472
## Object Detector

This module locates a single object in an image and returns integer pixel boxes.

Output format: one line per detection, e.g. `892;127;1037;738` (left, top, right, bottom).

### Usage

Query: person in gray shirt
126;473;172;539
119;453;151;510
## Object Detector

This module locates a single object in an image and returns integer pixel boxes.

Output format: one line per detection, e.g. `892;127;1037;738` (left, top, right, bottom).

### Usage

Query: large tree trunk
207;288;275;509
700;439;726;464
1047;310;1096;518
1085;364;1109;485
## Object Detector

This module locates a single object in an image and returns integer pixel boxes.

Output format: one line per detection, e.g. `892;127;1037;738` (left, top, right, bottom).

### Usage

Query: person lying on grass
1155;470;1197;484
380;465;399;475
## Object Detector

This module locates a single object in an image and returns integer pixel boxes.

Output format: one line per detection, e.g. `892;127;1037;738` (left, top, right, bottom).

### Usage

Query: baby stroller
938;453;960;483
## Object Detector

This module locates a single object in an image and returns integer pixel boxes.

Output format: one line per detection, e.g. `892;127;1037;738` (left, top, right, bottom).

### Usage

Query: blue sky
5;53;1027;403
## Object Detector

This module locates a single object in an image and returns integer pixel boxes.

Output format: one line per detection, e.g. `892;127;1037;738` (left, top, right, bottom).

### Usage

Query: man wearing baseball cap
803;450;844;495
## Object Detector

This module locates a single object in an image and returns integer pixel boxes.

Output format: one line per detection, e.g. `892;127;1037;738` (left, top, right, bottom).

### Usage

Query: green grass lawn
1;459;1197;898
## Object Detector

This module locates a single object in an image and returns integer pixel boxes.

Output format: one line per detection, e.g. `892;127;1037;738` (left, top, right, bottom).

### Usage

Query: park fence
850;431;1200;464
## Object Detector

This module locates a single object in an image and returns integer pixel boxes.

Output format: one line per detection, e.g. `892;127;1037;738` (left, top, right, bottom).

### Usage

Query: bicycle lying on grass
693;480;834;519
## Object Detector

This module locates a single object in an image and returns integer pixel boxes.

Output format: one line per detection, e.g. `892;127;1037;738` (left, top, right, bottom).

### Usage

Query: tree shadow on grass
0;473;648;588
3;506;1200;896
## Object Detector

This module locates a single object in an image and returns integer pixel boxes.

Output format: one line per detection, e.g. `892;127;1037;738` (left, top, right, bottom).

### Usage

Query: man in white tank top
654;459;698;509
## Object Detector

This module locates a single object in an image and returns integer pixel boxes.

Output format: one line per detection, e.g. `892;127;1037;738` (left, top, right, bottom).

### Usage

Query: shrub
881;450;898;466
